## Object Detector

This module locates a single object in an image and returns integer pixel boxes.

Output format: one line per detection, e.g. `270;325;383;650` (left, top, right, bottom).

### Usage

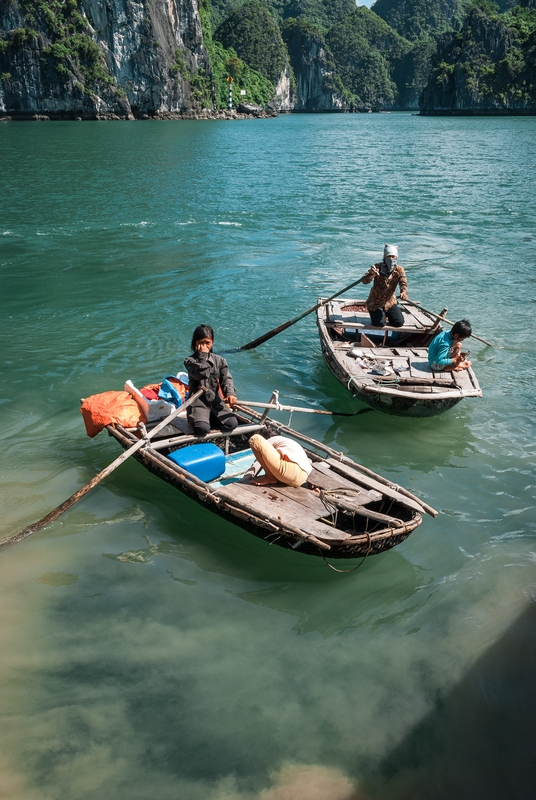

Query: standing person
428;320;473;372
184;324;238;437
361;244;408;328
246;434;312;488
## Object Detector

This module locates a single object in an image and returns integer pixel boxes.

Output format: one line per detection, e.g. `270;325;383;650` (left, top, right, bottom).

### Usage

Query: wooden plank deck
409;357;434;383
308;464;382;503
214;481;350;541
403;304;435;327
452;368;475;392
325;459;426;515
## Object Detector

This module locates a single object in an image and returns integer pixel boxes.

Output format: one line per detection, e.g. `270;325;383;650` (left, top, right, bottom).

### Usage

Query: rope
321;532;372;572
347;376;359;393
138;422;151;444
372;376;400;386
317;488;374;571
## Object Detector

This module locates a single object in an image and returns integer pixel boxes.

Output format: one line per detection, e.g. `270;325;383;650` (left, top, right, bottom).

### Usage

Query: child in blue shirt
428;319;472;372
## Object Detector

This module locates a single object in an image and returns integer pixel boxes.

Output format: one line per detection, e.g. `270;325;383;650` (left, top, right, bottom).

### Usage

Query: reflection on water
235;553;425;638
35;571;79;586
320;411;478;474
107;534;427;638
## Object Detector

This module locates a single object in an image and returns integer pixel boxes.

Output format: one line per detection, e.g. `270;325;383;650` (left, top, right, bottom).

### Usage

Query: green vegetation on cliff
209;0;355;32
214;0;289;84
326;7;412;107
0;0;116;93
371;0;469;41
190;0;276;108
421;4;536;110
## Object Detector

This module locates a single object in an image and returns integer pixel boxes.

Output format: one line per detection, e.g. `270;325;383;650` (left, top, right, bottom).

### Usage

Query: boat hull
321;339;464;418
106;418;426;560
317;298;482;418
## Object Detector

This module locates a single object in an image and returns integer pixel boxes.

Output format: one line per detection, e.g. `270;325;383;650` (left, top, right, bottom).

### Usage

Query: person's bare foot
252;475;279;486
454;360;471;371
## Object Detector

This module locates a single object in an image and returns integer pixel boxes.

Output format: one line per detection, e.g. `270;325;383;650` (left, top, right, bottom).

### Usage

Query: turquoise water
1;114;535;799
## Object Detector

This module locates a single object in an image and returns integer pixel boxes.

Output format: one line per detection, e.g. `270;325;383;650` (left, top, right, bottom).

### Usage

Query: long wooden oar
236;401;371;417
240;274;368;350
0;388;205;551
405;300;493;347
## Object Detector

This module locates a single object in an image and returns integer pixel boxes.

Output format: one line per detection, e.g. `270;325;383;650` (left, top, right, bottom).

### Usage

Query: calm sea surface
1;114;535;799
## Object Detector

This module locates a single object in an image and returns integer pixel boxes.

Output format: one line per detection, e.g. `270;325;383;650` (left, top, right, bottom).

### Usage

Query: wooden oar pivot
1;388;205;551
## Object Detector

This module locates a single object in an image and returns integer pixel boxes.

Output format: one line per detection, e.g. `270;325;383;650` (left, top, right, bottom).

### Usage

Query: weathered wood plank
392;348;418;357
269;484;330;516
316;489;403;525
432;369;454;384
409;358;434;383
410;348;431;358
452;368;474;392
326;321;365;329
308;464;382;503
214;481;351;541
325;458;426;515
404;305;435;327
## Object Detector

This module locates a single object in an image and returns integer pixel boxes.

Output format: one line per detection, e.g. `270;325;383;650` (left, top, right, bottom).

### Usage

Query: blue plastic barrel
167;443;226;482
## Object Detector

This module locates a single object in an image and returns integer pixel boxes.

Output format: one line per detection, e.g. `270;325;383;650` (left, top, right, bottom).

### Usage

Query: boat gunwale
105;413;427;558
316;298;482;409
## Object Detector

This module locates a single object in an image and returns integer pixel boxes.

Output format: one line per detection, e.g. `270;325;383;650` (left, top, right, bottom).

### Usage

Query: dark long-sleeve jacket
183;352;236;406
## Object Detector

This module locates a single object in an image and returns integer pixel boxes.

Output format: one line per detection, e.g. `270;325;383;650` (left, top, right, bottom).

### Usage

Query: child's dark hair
191;324;215;351
451;319;472;339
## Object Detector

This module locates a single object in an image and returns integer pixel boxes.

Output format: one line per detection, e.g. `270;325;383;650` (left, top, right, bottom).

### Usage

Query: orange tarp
80;391;145;438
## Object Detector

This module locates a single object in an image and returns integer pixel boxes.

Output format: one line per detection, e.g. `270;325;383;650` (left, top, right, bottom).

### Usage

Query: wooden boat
106;402;437;560
316;297;482;417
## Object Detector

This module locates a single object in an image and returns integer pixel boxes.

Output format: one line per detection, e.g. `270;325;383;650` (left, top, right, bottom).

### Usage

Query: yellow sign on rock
227;76;233;83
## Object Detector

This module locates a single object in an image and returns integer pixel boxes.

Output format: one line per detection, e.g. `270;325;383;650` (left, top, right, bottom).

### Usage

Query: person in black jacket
184;324;238;437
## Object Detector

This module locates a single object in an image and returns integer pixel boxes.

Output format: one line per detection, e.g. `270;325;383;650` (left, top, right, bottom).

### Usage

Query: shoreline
0;107;281;122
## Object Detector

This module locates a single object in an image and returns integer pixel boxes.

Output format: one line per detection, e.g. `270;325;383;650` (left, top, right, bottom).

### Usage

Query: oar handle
1;388;205;550
240;274;367;350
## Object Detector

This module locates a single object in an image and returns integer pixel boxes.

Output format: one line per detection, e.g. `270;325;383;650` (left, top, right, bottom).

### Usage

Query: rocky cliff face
0;0;214;118
420;7;536;114
0;0;289;119
282;21;350;112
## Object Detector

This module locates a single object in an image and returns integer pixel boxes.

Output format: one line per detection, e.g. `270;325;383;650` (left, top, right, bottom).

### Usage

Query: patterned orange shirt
362;263;408;312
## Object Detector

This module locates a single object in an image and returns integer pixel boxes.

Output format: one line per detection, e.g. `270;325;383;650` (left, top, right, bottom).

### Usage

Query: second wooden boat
317;297;482;417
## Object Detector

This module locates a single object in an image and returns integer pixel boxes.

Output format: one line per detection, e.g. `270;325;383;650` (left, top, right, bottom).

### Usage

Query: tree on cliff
210;0;355;31
371;0;469;41
326;7;412;108
420;4;536;112
215;1;289;84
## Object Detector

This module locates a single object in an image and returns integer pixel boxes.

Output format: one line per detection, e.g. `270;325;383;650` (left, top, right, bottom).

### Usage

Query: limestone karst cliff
282;19;350;111
3;0;534;119
0;0;282;118
420;5;536;114
0;0;213;118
